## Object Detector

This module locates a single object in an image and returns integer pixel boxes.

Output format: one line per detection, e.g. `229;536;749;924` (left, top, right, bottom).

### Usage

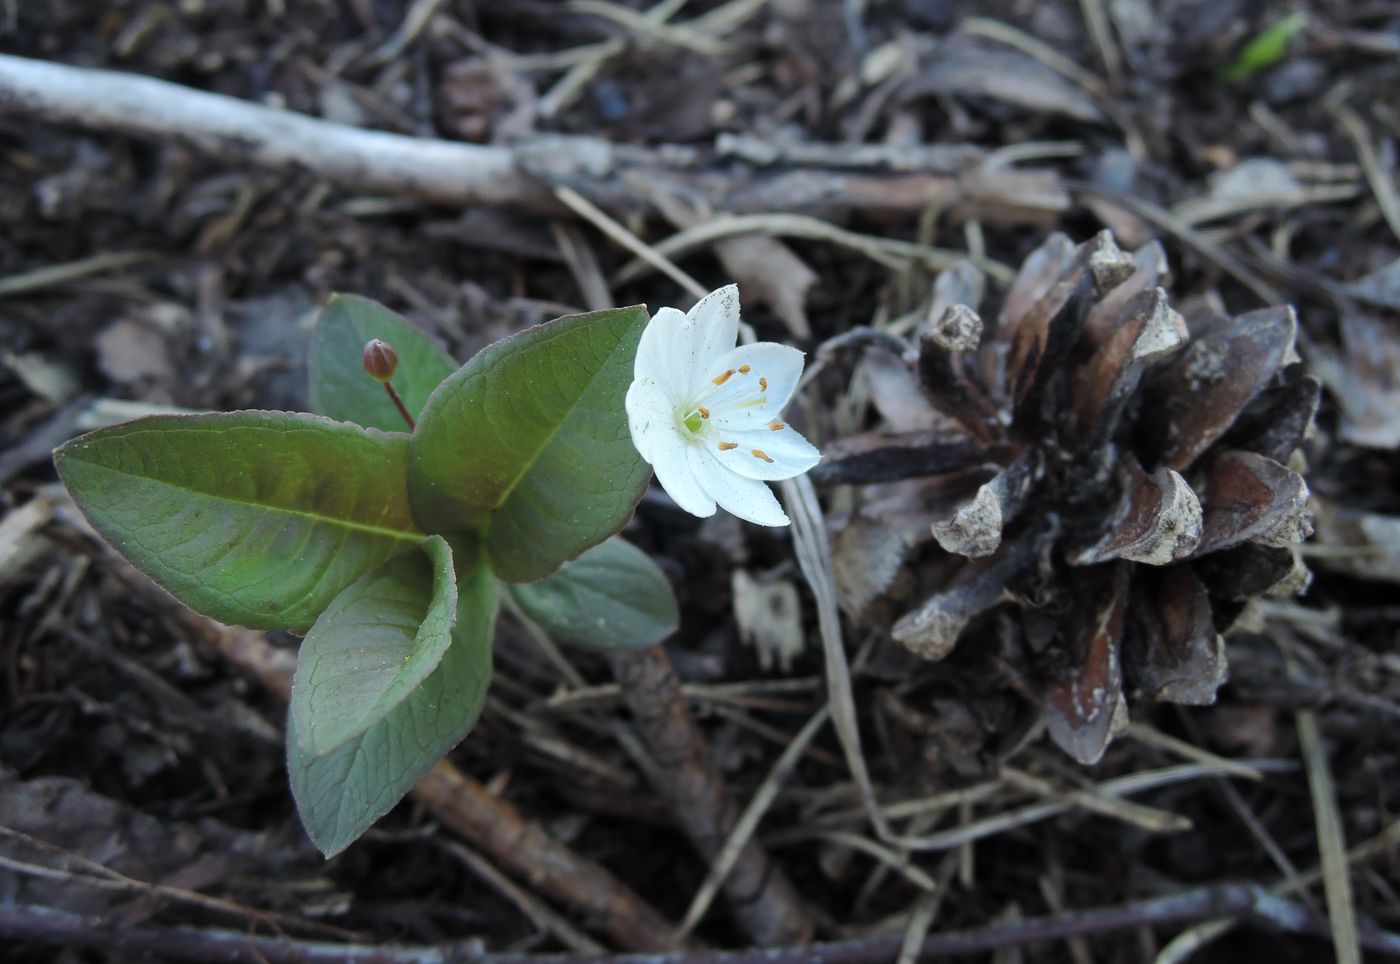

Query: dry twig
605;646;813;947
193;618;686;952
8;882;1400;963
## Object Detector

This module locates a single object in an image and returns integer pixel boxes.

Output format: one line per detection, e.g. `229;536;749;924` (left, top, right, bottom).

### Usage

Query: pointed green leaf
288;560;496;857
310;294;458;431
508;536;678;650
290;536;457;757
54;412;422;632
409;305;651;583
1219;11;1307;83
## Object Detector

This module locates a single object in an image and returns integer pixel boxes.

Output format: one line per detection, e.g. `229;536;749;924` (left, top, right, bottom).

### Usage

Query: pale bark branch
0;53;550;209
0;53;1069;225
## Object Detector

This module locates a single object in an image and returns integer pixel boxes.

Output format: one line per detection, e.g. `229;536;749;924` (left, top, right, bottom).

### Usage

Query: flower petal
625;377;675;465
654;443;716;518
636;306;686;395
669;285;741;398
703;343;806;430
626;378;716;518
686;445;789;526
707;425;821;481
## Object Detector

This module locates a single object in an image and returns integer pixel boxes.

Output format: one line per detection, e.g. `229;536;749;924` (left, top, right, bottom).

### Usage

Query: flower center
678;404;711;438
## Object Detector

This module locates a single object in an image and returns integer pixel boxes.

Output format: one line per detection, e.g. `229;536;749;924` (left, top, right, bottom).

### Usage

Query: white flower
625;285;820;526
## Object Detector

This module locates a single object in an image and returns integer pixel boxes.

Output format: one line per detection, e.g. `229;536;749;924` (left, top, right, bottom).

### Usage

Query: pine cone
817;231;1318;764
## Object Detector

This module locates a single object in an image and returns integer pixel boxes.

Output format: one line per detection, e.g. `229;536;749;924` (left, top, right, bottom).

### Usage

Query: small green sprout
1219;11;1309;83
54;294;679;856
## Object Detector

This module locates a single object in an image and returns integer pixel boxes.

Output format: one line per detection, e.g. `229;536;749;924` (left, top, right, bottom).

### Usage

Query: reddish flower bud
362;339;398;382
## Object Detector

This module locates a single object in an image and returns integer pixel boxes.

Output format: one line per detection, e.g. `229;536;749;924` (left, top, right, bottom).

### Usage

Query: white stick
0;53;553;209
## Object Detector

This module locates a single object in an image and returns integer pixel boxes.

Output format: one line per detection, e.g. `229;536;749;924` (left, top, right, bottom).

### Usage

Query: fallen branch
0;54;551;211
8;882;1400;963
0;54;1067;224
186;615;686;953
605;646;813;947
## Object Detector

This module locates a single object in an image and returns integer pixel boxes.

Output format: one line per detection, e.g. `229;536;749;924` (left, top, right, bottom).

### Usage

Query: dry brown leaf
903;37;1106;124
1308;309;1400;449
713;234;817;339
95;318;176;387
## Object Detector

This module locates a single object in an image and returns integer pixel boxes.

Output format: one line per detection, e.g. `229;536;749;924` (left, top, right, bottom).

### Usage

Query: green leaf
409;304;651;583
290;536;457;757
310;294;458;432
288;559;496;857
1219;11;1308;82
54;412;422;632
508;536;678;650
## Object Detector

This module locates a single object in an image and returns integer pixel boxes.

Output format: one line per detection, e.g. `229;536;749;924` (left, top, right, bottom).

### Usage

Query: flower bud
362;339;398;382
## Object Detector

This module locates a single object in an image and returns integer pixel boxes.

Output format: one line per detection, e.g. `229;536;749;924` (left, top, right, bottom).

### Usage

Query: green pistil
683;411;704;434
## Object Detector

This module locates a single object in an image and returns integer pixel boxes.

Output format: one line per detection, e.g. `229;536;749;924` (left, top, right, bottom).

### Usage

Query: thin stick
1068;182;1282;304
1076;0;1123;87
782;473;892;842
605;645;813;946
369;0;452;64
1331;103;1400;245
1125;721;1264;781
1297;706;1361;964
554;185;709;300
962;17;1107;96
612;212;1014;285
1156;817;1400;963
0;250;152;298
1000;766;1192;834
440;841;604;954
10;882;1400;963
539;0;688;117
676;706;829;938
571;0;726;55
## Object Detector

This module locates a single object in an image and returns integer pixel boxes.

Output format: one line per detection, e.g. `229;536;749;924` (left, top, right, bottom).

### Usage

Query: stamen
712;369;735;385
718;441;738;451
769;421;784;431
698;407;710;419
738;364;751;374
759;377;768;391
751;449;774;463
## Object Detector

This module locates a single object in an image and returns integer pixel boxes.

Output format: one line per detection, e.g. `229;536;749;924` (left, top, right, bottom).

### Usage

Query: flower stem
383;382;415;430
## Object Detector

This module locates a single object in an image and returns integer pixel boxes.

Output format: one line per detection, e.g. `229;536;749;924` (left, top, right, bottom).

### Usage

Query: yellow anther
739;364;751;374
769;421;784;431
698;407;710;419
759;377;768;391
718;441;738;451
712;369;735;385
751;449;774;463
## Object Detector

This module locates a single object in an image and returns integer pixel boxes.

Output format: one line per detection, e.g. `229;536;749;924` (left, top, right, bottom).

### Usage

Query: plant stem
384;382;415;430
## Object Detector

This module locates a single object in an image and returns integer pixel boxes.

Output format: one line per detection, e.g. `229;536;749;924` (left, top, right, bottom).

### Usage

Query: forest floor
2;1;1399;961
